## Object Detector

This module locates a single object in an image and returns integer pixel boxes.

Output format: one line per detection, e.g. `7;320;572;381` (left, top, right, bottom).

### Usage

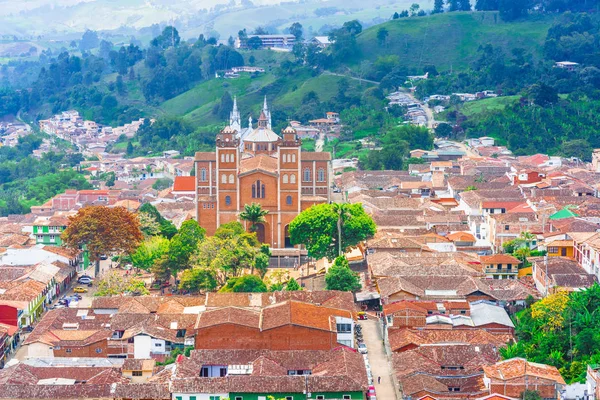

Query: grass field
355;12;555;71
460;95;520;116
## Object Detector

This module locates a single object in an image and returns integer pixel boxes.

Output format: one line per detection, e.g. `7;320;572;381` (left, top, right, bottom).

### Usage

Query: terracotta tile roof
261;300;352;332
483;358;565;384
196;307;261;329
239;154;278;174
446;231;476;242
122;359;156;371
388;328;509;352
482;201;526;210
195;152;216;161
172;347;367;394
41;246;79;259
480;254;522;265
204;291;355;312
369;251;484;278
173;176;196;192
301;152;331;161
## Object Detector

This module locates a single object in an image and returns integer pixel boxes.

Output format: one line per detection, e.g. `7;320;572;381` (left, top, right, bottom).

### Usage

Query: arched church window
317;168;326;182
290;174;296;184
283;174;288;184
303;168;311;182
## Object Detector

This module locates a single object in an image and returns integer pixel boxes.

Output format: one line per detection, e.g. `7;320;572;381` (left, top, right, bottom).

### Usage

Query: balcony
486;268;517;274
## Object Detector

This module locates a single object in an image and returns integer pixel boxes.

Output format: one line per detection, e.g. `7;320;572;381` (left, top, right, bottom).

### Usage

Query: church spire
262;95;272;130
229;95;241;132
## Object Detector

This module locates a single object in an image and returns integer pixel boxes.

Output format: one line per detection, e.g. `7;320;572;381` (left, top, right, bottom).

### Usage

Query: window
221;154;225;162
291;154;296;162
283;174;288;184
201;168;207;182
316;396;325;400
290;174;296;184
200;367;209;377
222;174;227;184
286;195;293;205
504;225;510;231
190;397;196;400
286;397;293;400
225;196;231;206
337;323;352;333
252;180;265;199
132;371;143;377
176;397;183;400
95;348;102;353
155;342;162;347
209;396;220;400
283;154;288;162
449;387;460;392
343;396;351;400
549;247;558;254
66;349;72;353
317;168;325;182
235;397;243;400
176;329;186;338
303;168;311;182
229;174;234;184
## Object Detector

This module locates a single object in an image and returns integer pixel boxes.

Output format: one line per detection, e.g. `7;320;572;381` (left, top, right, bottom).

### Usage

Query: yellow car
73;286;88;293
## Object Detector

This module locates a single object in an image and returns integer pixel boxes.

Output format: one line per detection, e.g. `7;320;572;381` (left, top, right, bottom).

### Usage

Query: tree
239;203;269;232
179;267;218;292
377;28;389;47
531;291;569;331
79;30;99;51
433;0;445;13
526;83;558;107
521;391;542;400
435;123;453;138
247;36;263;50
62;206;143;276
325;256;361;291
221;275;267;293
409;3;420;16
476;0;499;10
152;178;174;191
214;92;234;120
460;0;472;11
139;203;177;239
138;211;161;237
393;12;400;19
289;203;376;260
289;22;303;40
168;219;205;271
499;0;530;21
131;236;170;271
286;277;302;291
126;141;134;156
94;271;149;296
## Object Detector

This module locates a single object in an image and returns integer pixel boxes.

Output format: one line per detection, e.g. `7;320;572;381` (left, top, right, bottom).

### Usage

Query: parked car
358;343;368;354
73;286;88;293
78;277;92;284
99;254;108;260
367;385;377;399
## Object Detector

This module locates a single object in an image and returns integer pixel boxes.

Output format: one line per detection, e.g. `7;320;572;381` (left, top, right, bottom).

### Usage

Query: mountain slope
355;12;555;71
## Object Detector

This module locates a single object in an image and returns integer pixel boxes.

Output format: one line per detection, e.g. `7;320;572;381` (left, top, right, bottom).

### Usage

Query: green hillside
355;12;556;71
163;70;374;126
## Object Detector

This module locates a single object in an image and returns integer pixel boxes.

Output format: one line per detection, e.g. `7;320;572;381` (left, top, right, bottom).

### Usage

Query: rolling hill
354;11;556;71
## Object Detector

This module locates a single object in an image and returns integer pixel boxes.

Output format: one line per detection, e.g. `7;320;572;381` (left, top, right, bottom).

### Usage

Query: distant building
311;36;332;48
236;34;295;50
555;61;579;71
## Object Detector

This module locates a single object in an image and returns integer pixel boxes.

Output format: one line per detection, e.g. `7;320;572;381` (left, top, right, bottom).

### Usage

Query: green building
32;216;69;246
171;348;368;400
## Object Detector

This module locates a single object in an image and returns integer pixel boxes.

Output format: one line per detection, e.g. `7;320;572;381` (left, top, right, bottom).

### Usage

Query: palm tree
239;203;268;232
332;203;349;257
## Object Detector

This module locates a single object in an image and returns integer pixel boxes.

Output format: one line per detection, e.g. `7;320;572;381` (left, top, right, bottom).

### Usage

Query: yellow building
122;359;156;383
546;240;574;258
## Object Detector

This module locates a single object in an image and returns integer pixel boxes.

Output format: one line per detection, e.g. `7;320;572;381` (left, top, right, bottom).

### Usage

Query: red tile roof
173;176;196;192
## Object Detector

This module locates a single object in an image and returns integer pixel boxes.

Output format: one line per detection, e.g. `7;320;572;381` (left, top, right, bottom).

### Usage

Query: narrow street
315;130;325;152
361;318;399;400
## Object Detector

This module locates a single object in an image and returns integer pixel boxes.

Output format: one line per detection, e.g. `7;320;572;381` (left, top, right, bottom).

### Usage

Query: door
255;223;266;243
561;247;567;256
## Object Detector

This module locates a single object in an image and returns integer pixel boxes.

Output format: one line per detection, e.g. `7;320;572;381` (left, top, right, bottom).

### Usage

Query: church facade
194;97;331;249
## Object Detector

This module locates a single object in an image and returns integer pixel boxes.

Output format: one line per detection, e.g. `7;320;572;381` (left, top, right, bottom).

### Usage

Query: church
194;97;331;249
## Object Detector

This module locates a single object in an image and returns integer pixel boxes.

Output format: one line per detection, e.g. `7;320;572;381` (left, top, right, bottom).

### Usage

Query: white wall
26;342;53;358
151;338;168;354
134;335;152;359
172;393;229;400
336;316;354;348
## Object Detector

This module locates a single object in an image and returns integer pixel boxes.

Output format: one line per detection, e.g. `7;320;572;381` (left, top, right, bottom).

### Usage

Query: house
0;357;170;400
394;344;499;399
311;36;332;48
171;347;368;400
194;300;355;351
479;254;521;280
236;34;295;50
447;231;477;247
546;240;574;258
571;231;600;282
512;170;544;186
483;358;566;399
31;214;71;246
530;256;597;296
388;328;509;353
122;359;156;383
172;176;196;197
555;61;579;71
587;364;600;400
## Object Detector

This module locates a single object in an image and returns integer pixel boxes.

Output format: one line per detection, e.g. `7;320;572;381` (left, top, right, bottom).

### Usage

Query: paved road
361;318;398;400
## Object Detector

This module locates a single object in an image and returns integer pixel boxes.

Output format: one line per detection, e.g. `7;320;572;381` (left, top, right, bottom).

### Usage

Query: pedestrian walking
378;376;381;384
